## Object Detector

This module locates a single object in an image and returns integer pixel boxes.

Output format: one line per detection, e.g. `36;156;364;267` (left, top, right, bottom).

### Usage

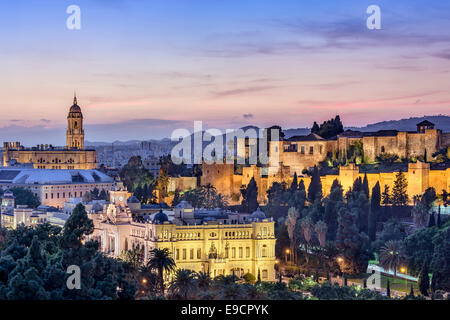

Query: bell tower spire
67;95;84;150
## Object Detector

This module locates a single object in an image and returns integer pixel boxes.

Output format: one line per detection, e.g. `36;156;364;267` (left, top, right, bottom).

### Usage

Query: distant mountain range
85;138;173;147
283;115;450;139
85;115;450;146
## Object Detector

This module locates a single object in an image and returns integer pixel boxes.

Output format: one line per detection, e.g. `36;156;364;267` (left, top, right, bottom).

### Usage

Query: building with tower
2;96;97;169
88;181;277;282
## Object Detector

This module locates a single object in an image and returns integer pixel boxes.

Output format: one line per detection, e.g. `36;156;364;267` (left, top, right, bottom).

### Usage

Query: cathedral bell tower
66;94;85;150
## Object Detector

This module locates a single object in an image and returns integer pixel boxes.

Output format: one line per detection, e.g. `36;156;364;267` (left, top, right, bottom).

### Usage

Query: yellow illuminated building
88;182;277;281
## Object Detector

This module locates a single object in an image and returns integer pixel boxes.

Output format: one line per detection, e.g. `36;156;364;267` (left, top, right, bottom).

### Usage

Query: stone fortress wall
198;162;450;205
188;121;450;205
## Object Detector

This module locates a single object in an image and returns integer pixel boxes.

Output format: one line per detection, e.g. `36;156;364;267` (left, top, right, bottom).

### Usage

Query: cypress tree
352;177;362;195
428;212;435;228
135;184;143;202
392;170;408;207
386;280;391;297
143;184;149;203
437;206;442;228
362;174;370;199
307;166;322;203
418;263;430;297
330;178;340;192
363;279;367;288
381;185;391;205
290;172;298;192
298;179;306;193
241;177;258;213
409;284;414;297
368;182;381;242
431;272;437;299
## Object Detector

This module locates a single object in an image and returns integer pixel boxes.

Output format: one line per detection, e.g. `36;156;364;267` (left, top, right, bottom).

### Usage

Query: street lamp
285;249;290;264
400;267;408;292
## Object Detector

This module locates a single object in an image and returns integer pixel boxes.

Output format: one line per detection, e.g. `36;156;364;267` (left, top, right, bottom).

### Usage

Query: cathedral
2;96;98;169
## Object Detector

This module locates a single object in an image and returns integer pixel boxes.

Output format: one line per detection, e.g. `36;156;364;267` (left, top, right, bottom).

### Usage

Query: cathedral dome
250;207;266;221
153;209;169;224
69;104;81;113
68;96;82;115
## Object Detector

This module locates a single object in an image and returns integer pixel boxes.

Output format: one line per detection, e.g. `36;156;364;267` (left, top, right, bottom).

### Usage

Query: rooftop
0;168;113;185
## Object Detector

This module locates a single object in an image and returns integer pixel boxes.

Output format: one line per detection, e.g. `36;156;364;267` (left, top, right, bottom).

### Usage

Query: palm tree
379;240;404;279
315;220;328;276
285;207;299;263
137;265;160;298
147;248;176;295
300;216;313;264
196;271;211;290
314;221;328;247
219;283;243;300
169;269;197;299
120;247;144;271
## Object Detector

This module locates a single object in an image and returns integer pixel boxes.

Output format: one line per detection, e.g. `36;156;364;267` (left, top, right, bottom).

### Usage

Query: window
262;245;267;257
239;247;243;259
182;249;186;260
176;249;180;260
190;249;194;260
197;248;201;259
283;144;298;152
262;270;268;279
381;146;385;153
309;146;314;154
246;247;250;258
301;146;305;154
232;247;236;258
319;146;323;154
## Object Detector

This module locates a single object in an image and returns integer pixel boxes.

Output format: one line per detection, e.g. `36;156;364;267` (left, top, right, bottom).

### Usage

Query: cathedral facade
2;96;97;169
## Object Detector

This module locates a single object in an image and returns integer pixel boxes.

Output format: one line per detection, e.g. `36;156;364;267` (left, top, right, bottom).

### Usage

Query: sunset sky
0;0;449;145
